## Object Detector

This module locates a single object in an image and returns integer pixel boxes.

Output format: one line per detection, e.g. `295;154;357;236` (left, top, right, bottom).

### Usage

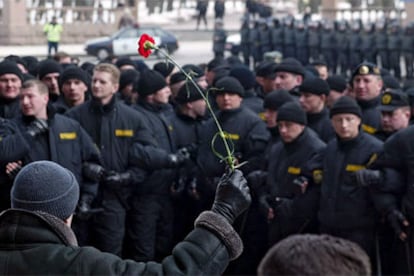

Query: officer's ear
295;75;303;86
256;76;265;87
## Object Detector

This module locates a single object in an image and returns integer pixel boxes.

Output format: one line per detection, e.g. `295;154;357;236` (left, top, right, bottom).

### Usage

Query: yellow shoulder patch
115;129;133;137
222;132;240;140
287;166;301;175
362;124;377;134
59;132;77;140
366;153;378;168
313;169;323;184
345;164;366;172
258;112;266;121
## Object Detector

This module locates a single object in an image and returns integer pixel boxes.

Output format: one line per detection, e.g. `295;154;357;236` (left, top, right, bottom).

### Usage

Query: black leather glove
387;209;410;241
76;195;103;221
353;169;383;187
211;169;251;224
167;148;191;168
27;119;48;137
83;162;106;182
246;170;267;191
103;171;131;188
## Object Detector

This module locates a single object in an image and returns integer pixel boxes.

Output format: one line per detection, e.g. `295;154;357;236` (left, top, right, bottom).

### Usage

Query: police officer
334;20;349;75
376;122;414;274
0;79;101;244
401;23;414;79
375;20;389;70
387;23;402;79
229;65;264;116
294;20;308;66
326;74;347;108
307;21;321;63
274;58;305;96
319;20;335;73
257;19;271;63
319;96;390;269
375;89;411;141
212;20;227;58
270;18;284;54
118;69;140;106
54;66;90;113
197;76;269;206
240;20;251;67
298;77;335;143
214;0;225;20
128;69;187;262
361;23;376;64
282;18;295;58
65;63;155;256
36;59;63;102
262;90;295;148
352;62;383;134
0;61;23;119
348;21;363;72
248;19;261;67
168;81;206;244
255;61;278;97
259;101;325;246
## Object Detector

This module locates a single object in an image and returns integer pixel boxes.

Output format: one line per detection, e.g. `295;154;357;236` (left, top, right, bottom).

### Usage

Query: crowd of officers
233;15;414;80
0;50;414;275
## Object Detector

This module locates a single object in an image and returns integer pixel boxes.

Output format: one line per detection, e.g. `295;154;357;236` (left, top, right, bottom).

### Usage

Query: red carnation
137;34;156;58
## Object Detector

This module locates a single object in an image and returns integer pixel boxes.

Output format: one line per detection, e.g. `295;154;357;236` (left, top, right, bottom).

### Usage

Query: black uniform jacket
0;110;101;198
319;132;386;230
65;96;154;184
263;128;326;225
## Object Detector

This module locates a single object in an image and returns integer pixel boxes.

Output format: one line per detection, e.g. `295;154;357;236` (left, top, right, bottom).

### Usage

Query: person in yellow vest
43;16;63;57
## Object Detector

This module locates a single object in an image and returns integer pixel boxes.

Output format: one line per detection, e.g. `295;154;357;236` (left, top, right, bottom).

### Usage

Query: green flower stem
151;45;235;171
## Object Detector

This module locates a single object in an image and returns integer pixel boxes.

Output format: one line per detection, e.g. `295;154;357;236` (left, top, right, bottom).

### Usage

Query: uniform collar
357;96;381;109
90;95;117;114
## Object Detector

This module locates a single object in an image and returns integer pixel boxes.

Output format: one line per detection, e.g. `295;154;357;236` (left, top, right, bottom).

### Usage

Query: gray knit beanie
11;161;80;220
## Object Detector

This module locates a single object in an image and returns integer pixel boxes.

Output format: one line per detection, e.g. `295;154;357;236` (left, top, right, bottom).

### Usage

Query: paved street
0;1;245;63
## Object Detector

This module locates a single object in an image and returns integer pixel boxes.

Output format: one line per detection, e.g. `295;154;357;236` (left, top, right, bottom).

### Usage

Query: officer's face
197;76;208;90
92;71;118;104
264;109;277;128
278;121;305;143
20;86;48;118
274;72;302;91
327;91;343;108
61;79;87;105
315;66;328;80
331;113;361;140
190;99;206;117
41;72;60;96
153;86;171;104
0;74;21;99
352;75;382;101
381;108;410;132
299;93;325;113
216;92;242;111
256;76;276;94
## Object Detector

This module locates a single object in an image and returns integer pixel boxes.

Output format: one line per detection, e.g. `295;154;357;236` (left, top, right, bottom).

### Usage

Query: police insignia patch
313;169;323;184
382;93;392;105
359;65;369;75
